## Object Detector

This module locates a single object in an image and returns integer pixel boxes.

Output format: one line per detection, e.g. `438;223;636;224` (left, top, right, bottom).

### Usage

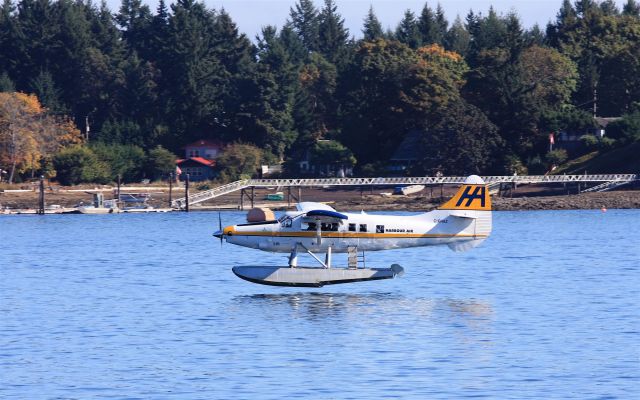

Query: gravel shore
1;184;638;212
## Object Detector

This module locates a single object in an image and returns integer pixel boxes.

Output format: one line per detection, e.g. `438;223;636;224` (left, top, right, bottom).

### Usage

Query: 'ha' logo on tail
438;175;491;211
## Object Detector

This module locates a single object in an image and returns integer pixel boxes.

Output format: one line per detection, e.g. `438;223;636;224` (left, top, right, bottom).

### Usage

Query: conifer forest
0;0;639;183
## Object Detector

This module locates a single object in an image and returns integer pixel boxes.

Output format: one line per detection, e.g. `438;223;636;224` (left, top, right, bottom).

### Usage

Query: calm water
1;210;638;399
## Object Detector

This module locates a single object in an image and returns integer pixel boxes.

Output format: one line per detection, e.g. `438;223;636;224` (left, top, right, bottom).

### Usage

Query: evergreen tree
395;10;421;48
600;0;619;16
148;0;169;60
279;22;307;64
0;0;19;76
317;0;348;65
212;9;257;142
547;0;577;47
160;0;224;146
524;24;545;46
116;0;151;56
503;12;524;59
0;71;14;91
90;0;123;57
245;25;297;157
435;4;448;43
417;3;437;45
575;0;598;17
467;7;507;64
362;6;383;41
288;0;319;53
444;15;470;56
623;0;640;16
29;69;66;113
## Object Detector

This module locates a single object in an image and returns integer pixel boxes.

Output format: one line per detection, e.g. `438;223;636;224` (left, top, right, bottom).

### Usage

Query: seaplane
214;175;492;287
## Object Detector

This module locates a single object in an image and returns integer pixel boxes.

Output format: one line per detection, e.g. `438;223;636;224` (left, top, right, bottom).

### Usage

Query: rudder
438;175;491;211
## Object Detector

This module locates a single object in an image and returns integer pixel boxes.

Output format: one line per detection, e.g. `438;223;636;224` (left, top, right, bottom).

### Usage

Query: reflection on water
234;292;492;322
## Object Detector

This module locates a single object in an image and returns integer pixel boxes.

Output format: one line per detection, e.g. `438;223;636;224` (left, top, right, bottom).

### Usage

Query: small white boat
78;196;119;214
393;184;425;195
78;205;119;214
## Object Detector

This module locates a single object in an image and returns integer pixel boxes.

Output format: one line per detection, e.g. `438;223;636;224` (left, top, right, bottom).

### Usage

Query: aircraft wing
296;202;336;212
304;209;348;220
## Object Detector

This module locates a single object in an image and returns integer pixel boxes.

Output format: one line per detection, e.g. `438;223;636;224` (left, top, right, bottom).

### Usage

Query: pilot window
321;222;339;231
376;225;385;233
281;218;292;228
359;224;367;232
348;223;356;232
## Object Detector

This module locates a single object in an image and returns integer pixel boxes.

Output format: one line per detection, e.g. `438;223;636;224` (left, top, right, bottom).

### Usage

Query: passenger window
359;224;367;232
376;225;385;233
348;223;356;232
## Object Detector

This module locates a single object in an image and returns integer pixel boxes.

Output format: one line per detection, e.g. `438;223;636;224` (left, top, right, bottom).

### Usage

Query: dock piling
37;175;45;215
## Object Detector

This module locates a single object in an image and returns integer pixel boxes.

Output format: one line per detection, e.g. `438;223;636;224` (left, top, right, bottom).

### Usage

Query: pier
171;174;639;210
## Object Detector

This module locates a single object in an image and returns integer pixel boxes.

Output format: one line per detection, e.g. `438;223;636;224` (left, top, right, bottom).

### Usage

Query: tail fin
438;175;491;212
439;175;492;251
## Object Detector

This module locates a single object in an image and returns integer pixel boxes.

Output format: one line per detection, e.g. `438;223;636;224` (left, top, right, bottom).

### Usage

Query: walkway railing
171;174;638;208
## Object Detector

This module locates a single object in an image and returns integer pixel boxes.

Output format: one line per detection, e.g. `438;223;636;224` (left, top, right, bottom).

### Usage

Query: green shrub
545;149;568;166
53;145;111;185
91;143;146;183
216;143;265;182
146;146;177;180
605;111;640;145
526;156;546;175
580;134;599;150
598;137;616;151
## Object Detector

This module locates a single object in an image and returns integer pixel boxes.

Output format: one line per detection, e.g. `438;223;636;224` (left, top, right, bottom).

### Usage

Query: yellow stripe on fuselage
227;230;487;239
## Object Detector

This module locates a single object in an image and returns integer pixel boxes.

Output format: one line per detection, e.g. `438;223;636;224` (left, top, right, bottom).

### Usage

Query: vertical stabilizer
439;175;492;250
438;175;491;212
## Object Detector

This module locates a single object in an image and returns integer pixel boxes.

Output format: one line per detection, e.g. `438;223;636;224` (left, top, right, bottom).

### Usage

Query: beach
1;183;638;212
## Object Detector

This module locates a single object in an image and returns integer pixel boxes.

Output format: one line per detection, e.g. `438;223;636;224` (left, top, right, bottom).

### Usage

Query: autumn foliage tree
0;92;83;183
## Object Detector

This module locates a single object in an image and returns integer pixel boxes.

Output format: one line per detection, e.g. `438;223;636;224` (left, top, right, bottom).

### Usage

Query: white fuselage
223;209;491;253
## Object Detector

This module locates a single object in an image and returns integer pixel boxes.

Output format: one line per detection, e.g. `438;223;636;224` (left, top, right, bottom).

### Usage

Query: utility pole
85;115;90;141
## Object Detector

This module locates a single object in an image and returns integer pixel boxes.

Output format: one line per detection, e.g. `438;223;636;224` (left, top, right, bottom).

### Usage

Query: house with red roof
176;139;226;181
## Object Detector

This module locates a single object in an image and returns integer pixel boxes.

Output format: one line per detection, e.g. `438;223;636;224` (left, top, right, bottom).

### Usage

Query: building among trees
176;140;226;181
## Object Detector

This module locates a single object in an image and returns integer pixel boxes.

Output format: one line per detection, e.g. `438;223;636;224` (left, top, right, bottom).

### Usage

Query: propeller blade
218;210;223;246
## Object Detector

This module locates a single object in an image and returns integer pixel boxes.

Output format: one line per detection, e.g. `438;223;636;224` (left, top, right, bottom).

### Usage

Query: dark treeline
1;0;639;179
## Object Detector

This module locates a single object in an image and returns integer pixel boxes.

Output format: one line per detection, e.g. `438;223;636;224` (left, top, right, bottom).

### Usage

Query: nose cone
213;226;234;239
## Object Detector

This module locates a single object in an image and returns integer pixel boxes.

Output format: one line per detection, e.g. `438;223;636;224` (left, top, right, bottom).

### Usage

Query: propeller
213;210;224;246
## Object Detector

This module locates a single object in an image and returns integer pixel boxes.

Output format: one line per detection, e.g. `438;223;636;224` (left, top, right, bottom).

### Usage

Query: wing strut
292;243;332;269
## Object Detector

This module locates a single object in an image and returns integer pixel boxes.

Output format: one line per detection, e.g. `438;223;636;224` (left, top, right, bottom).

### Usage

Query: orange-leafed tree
0;92;82;183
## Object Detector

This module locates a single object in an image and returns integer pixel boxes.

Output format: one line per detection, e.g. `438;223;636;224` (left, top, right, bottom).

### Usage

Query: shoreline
2;181;639;212
1;188;638;213
329;191;640;212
